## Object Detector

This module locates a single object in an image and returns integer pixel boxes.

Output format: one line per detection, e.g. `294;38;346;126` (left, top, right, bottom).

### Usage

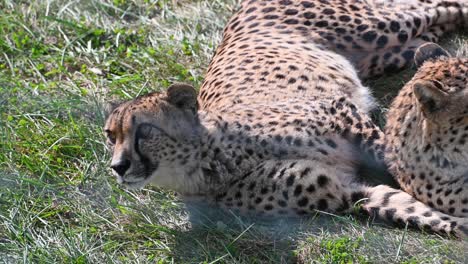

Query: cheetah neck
401;97;468;174
177;111;262;198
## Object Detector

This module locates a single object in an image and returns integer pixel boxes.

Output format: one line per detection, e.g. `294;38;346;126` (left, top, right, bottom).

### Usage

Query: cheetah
385;43;468;219
104;0;468;237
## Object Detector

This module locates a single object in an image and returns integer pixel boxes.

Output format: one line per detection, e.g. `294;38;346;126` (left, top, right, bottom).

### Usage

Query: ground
0;0;467;263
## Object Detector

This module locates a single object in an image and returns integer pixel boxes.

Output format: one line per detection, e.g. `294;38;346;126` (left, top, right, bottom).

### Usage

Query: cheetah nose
111;159;131;176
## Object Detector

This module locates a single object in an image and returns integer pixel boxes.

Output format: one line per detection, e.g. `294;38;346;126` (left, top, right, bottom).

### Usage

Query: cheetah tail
361;185;468;239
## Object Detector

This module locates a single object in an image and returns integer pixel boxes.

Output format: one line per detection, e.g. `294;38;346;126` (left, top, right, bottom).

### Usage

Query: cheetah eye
105;130;116;145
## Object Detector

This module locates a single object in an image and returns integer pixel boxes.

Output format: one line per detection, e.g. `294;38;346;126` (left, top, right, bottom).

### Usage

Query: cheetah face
413;43;468;124
103;84;200;190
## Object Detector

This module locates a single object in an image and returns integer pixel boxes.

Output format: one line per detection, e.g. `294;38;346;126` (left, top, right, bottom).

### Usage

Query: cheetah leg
216;159;366;216
364;185;468;238
330;98;385;166
337;2;466;78
357;24;457;77
217;160;468;238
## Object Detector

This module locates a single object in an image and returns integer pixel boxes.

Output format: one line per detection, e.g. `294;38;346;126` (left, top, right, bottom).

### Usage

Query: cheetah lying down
104;0;468;237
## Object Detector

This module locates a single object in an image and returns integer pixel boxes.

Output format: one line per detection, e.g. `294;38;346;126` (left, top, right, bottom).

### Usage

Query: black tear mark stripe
134;123;163;178
118;104;130;136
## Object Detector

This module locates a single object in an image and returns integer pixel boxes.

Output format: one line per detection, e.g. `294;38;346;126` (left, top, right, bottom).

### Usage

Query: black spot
301;1;315;8
267;167;278;178
430;219;441;226
401;50;414;62
325;139;337;148
279;0;293;4
368;207;380;217
405;206;415;214
335;27;347;34
407;216;420;226
382;191;399;207
297;197;309;207
261;7;276;13
294;185;303;197
377;22;386;30
284;9;298;15
245;15;257;22
362;31;377;42
299;168;311;179
315;21;329;27
286;174;296;187
264;15;279;20
246;7;257;14
278;200;287;207
275;74;286;79
356;24;369;32
376;35;388;48
389;21;400;32
317;199;328;210
384;208;397;219
317;148;328;155
398;31;408;43
337;196;350;212
413;17;421;28
306;184;315;193
284;19;299;25
343;35;353;42
303;12;316;19
323;8;335;15
230;21;240;30
338;15;351;22
423;211;432;217
317;175;329;187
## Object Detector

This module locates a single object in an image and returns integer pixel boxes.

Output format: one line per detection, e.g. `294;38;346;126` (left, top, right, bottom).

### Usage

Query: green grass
0;0;467;263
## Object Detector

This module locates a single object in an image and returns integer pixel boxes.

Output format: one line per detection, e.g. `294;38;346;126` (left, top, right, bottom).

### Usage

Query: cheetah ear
104;99;125;119
413;80;449;116
414;43;450;68
166;83;198;113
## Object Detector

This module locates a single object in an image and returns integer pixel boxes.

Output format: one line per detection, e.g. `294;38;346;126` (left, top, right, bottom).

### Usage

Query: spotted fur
385;43;468;221
104;0;468;238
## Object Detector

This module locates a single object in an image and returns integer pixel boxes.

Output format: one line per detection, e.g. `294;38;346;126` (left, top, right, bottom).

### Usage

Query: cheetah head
412;43;468;125
104;84;202;190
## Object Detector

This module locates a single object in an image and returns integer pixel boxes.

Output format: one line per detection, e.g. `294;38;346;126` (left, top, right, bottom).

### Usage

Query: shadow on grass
170;201;388;263
171;201;468;263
